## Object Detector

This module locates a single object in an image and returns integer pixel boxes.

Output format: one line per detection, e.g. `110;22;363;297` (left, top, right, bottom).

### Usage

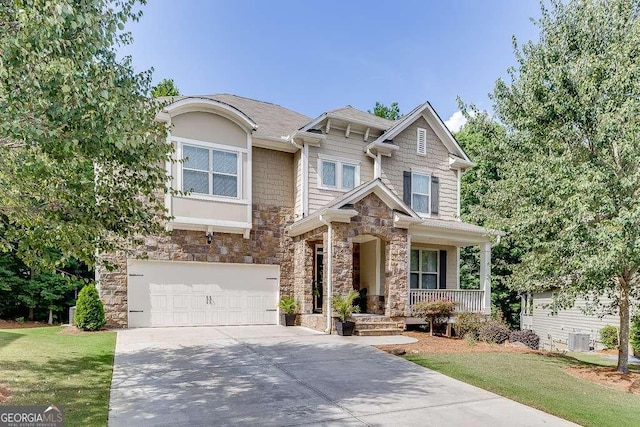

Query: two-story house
98;94;500;334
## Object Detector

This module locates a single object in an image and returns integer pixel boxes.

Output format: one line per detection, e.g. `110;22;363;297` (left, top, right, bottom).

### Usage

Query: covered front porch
286;180;499;334
403;216;494;324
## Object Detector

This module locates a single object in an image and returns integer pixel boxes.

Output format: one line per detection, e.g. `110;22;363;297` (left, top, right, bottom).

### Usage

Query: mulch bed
0;319;58;329
377;331;535;355
566;366;640;394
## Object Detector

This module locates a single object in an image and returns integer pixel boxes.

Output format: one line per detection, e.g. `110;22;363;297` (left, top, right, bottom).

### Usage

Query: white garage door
127;260;279;328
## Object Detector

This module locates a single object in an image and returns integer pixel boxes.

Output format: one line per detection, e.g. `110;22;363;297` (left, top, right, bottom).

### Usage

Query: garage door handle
265;309;277;312
129;310;144;313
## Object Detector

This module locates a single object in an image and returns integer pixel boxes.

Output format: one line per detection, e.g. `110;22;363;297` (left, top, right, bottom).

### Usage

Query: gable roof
287;179;418;237
325;178;417;217
161;94;311;141
299;105;395;133
369;102;472;163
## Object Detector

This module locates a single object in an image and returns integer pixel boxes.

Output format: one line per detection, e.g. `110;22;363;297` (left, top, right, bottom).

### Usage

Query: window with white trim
410;249;438;289
182;144;239;198
417;127;427;155
411;172;431;215
319;159;359;191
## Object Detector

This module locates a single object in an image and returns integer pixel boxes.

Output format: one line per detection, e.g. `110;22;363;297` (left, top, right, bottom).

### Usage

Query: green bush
332;290;360;322
630;314;640;355
509;329;540;349
599;325;618;350
413;300;457;324
479;319;510;344
278;295;298;314
74;284;106;331
455;312;485;339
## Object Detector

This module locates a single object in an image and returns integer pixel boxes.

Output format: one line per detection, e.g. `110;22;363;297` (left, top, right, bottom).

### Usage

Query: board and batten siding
380;117;458;221
307;130;375;214
529;292;624;350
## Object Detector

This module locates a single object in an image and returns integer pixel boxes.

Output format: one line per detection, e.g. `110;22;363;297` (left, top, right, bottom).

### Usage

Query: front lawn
0;326;116;426
406;351;640;427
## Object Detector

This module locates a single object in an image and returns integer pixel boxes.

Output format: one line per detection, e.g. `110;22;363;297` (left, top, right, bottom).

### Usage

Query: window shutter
431;175;439;214
403;171;412;206
439;250;447;289
417;128;427;155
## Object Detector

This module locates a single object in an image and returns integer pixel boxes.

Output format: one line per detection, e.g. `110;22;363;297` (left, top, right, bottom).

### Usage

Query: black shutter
439;250;447;289
403;171;412;206
431;175;439;215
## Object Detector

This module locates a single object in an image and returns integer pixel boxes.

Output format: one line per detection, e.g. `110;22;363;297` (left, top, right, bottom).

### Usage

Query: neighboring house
521;292;634;350
97;94;501;334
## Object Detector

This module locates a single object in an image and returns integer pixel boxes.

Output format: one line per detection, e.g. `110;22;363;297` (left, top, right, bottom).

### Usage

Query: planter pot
336;320;355;336
281;313;296;326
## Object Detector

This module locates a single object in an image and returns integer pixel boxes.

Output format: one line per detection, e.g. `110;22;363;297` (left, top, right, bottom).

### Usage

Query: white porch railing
409;289;485;314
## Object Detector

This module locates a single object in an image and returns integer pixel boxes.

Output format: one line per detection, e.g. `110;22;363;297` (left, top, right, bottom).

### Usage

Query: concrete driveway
109;326;575;426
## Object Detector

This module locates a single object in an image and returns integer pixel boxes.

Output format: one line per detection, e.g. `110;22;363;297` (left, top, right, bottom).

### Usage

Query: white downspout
365;148;380;179
320;215;333;334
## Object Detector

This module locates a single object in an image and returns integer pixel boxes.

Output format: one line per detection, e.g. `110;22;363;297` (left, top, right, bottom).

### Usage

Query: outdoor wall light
205;231;214;245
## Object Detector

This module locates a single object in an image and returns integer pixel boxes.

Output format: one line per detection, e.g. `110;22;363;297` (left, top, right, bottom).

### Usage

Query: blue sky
122;1;541;131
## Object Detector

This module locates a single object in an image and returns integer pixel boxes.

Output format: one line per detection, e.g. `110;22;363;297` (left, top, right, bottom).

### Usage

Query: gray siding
528;292;626;351
308;129;375;213
380;117;458;221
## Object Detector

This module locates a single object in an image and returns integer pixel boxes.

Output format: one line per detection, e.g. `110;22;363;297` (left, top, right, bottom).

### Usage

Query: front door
313;245;323;313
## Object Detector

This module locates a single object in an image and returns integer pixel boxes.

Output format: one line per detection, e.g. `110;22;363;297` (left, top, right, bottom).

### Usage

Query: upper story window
417;127;427;156
411;172;431;215
410;249;438;289
318;157;359;191
182;144;239;198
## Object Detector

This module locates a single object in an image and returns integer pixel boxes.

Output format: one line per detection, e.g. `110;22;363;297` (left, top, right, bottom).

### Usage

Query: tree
74;284;106;331
369;102;401;120
151;78;180;97
0;0;173;271
455;109;522;328
490;0;640;373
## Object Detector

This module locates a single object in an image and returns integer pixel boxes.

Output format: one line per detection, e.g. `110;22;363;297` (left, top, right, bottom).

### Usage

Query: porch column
480;241;492;314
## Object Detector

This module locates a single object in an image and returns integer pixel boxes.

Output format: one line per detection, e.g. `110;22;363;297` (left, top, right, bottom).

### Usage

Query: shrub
478;320;510;344
413;300;457;323
74;284;106;331
413;299;458;336
464;332;478;346
509;329;540;349
455;312;485;339
599;325;619;350
278;296;298;314
332;290;360;322
630;314;640;355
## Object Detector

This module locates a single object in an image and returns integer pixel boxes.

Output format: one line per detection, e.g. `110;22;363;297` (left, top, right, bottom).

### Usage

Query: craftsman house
98;94;500;334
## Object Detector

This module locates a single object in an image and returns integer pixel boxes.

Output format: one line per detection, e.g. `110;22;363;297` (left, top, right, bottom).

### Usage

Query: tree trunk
617;277;630;374
28;307;34;321
48;309;53;325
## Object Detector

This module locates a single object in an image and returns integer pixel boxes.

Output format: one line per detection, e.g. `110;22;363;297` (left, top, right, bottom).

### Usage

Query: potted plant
332;290;360;336
279;295;298;326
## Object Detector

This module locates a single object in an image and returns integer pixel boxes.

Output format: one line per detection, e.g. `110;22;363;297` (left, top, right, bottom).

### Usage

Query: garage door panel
128;260;279;328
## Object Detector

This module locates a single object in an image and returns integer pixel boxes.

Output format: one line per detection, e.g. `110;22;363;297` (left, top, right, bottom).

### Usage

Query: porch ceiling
407;218;503;247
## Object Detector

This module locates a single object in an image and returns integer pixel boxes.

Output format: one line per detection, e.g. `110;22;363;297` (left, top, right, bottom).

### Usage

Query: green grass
406;352;640;427
0;326;116;426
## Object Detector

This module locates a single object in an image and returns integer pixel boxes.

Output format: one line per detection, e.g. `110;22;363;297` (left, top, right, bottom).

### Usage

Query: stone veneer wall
292;193;409;332
98;204;294;327
331;193;409;318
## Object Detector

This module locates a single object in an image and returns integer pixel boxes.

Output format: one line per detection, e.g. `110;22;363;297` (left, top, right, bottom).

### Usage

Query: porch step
354;328;404;336
354;322;404;330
